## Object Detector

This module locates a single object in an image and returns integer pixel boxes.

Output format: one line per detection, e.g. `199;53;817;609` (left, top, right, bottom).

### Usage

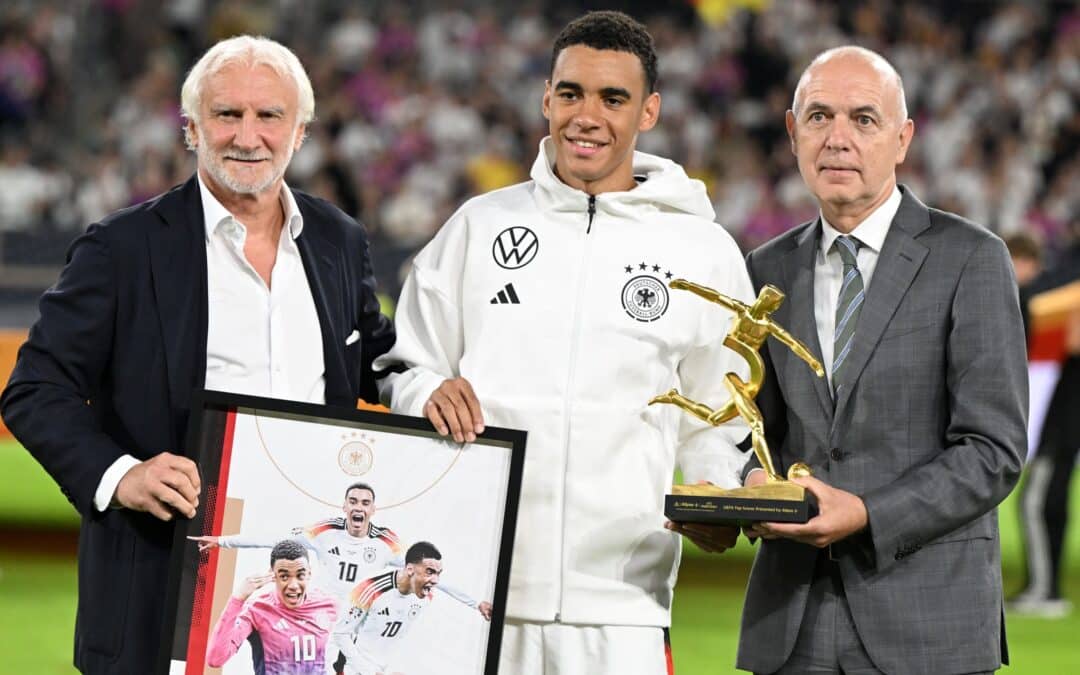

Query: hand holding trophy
651;280;825;524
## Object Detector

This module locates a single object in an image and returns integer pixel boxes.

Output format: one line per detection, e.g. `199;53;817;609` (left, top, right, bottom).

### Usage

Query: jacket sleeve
0;224;129;515
674;235;755;488
374;216;466;415
205;596;253;668
860;234;1027;571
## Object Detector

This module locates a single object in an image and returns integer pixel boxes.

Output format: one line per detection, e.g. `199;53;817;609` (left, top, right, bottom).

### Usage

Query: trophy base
665;482;817;526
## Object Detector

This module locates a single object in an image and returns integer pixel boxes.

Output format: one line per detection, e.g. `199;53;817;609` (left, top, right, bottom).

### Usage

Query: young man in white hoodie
376;11;752;674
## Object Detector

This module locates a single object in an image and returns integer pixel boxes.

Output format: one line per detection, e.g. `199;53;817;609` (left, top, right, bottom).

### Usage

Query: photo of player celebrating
334;541;458;675
206;540;338;674
163;395;523;675
191;482;404;599
190;482;493;618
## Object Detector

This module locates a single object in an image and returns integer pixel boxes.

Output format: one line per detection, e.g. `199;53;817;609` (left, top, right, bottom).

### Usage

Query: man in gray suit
735;46;1027;674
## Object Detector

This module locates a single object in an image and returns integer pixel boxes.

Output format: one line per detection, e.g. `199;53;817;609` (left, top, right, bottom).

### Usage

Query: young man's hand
665;521;740;553
425;378;485;442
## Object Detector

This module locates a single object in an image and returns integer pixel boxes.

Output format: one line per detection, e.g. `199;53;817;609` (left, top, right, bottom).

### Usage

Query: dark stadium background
0;1;1077;672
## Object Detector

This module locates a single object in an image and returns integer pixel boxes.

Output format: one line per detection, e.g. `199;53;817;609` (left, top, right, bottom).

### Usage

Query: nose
824;117;853;152
233;112;259;149
571;96;602;130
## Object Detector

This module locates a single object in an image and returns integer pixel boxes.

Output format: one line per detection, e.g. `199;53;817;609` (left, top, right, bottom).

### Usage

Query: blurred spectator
0;140;67;231
1009;221;1080;619
0;21;49;127
1007;232;1043;288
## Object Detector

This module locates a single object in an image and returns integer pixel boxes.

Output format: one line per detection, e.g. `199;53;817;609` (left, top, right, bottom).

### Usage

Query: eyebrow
554;81;633;100
801;101;831;115
850;105;882;118
208;104;286;115
599;86;632;100
803;101;882;118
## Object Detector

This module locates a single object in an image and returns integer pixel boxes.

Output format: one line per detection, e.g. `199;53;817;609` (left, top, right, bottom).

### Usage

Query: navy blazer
1;175;395;674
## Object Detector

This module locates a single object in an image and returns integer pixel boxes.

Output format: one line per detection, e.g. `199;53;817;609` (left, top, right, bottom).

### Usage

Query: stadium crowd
0;0;1076;300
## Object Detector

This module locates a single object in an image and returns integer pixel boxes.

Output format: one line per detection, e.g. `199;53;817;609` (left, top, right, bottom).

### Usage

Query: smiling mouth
567;137;607;153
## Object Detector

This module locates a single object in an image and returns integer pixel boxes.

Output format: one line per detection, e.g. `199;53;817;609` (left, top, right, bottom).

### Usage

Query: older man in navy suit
0;35;393;674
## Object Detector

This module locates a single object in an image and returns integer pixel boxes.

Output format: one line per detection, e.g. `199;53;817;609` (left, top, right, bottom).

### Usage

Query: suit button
830;448;843;461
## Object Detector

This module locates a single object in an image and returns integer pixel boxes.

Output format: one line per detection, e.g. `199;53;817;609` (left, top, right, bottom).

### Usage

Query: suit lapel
779;221;833;422
294;196;348;403
833;189;930;420
146;176;208;432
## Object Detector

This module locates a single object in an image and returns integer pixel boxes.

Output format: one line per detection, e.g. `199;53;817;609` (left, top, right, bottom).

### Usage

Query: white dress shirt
93;176;325;510
200;176;325;403
814;186;902;388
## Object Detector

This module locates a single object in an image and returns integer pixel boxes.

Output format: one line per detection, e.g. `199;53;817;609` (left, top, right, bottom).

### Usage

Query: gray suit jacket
735;188;1027;674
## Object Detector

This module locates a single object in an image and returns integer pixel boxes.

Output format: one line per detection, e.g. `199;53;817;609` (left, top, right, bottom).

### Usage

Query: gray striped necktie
832;235;864;393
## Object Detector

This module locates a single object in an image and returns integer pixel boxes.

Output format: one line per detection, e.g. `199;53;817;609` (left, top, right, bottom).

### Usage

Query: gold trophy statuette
651;280;825;523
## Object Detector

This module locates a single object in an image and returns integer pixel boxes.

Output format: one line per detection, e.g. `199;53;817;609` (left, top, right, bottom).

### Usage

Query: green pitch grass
0;439;78;528
2;438;1078;673
0;552;78;674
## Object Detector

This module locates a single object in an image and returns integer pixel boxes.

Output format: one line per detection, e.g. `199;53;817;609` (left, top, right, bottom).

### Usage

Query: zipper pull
586;195;596;234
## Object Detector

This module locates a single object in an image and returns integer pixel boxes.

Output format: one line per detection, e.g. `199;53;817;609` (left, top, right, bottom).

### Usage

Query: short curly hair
551;11;658;93
405;541;442;564
270;539;309;566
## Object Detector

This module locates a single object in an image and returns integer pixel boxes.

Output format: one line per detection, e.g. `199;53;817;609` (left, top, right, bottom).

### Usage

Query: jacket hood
530;137;716;221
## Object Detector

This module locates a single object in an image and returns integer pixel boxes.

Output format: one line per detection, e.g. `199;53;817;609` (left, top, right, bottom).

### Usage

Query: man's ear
542;80;552;120
895;118;915;165
638;91;661;132
186;119;200;149
785;110;797;155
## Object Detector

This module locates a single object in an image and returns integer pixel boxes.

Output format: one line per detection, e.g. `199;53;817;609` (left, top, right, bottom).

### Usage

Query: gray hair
792;46;908;123
180;35;314;147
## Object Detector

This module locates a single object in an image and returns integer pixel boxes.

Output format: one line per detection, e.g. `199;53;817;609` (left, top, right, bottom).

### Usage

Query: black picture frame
158;390;526;675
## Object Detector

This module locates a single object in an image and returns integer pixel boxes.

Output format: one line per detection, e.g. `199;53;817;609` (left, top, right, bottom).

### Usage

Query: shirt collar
819;186;901;256
197;172;304;242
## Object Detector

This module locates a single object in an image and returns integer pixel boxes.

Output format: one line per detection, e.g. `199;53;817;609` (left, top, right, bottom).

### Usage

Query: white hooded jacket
376;138;753;626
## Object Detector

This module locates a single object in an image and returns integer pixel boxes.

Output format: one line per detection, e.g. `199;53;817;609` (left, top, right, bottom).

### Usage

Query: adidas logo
328;546;340;556
379;607;391;616
490;283;520;304
274;618;288;632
